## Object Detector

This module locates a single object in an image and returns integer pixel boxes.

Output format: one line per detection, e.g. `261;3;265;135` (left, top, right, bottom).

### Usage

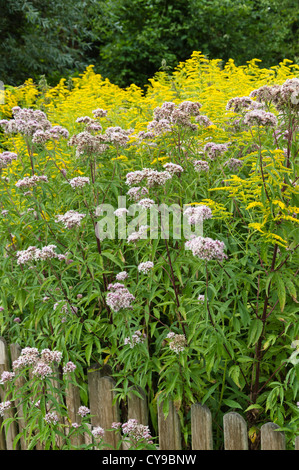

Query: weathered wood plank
0;337;18;450
65;379;85;448
223;411;248;450
127;387;148;425
10;343;26;450
87;368;120;449
261;422;285;450
158;401;181;450
295;435;299;450
191;403;213;450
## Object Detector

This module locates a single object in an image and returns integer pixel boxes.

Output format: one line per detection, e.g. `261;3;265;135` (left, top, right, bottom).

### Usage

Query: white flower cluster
12;347;62;380
193;159;209;173
0;401;12;417
204;142;229;160
121;419;153;445
106;283;135;312
166;332;187;354
55;210;86;229
138;198;155;209
127;186;149;202
124;330;147;348
138;261;154;274
185;236;227;261
125;167;172;187
32;125;69;144
69;176;90;189
127;225;148;244
224;158;243;172
226;96;263;112
162;162;184;175
15;174;48;189
243;110;278;127
0;151;17;169
183;205;212;225
16;244;66;265
116;271;128;281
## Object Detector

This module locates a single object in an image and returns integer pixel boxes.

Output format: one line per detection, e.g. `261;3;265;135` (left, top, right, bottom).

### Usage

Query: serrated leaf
248;318;263;346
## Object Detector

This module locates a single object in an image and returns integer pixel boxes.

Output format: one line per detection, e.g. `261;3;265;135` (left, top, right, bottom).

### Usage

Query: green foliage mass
90;0;299;87
0;0;94;86
1;0;299;88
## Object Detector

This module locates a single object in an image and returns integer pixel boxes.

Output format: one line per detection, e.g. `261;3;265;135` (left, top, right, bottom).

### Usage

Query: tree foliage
0;0;94;86
90;0;299;87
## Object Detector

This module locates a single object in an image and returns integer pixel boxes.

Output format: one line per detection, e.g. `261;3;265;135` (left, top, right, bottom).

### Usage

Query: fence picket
223;411;248;450
261;422;286;450
87;368;120;449
0;337;18;450
9;344;26;450
127;387;148;425
65;378;85;448
191;403;213;450
158;401;181;450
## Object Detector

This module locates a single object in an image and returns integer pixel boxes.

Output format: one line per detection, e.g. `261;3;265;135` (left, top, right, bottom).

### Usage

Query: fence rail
0;339;298;451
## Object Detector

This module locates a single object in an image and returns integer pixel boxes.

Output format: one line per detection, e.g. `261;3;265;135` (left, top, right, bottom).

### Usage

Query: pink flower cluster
204;142;229;160
106;283;135;312
138;198;155;209
0;106;51;136
226;96;263;112
32;125;69;144
91;426;105;439
163;162;184;175
127;225;148;244
125;167;172;187
69;176;90;189
243;110;278;127
16;244;66;265
116;271;128;281
124;330;147;348
185;236;227;261
77;406;90;417
44;411;59;425
0;371;15;384
55;210;86;229
183;205;212;225
68;131;108;157
63;361;77;374
127;186;149;201
166;332;187;354
0;401;12;417
146;100;202;134
11;347;63;380
121;419;153;446
0;151;17;169
15;174;48;189
193;159;209;173
224;158;243;172
250;78;299;110
138;261;154;274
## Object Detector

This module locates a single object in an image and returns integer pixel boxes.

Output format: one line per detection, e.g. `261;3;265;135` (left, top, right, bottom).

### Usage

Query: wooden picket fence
0;339;298;451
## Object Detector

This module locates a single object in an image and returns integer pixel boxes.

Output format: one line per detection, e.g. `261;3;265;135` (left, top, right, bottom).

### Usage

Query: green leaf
248;318;263;346
222;398;243;410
